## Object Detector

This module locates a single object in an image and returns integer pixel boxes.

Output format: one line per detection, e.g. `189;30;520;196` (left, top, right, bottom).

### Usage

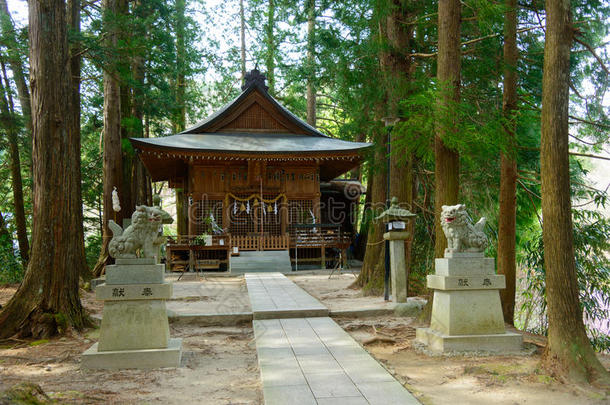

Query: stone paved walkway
245;273;328;320
247;273;420;405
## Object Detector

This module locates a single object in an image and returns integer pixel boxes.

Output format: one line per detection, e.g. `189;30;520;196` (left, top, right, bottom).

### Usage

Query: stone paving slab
245;273;329;319
254;317;420;405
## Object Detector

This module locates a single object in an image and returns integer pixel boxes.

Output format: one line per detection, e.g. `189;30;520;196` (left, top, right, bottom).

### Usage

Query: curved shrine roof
130;71;371;181
131;132;370;154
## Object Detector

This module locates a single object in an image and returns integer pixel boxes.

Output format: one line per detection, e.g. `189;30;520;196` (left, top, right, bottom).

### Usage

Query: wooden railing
167;229;349;252
262;234;290;250
231;234;290;251
232;235;259;251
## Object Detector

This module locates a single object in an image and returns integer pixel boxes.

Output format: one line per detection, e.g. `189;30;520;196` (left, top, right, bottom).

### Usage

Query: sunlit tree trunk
540;0;610;385
0;0;89;338
433;0;461;259
498;0;518;325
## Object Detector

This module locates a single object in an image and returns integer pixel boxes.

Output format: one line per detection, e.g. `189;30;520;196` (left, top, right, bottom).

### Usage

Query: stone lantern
376;197;417;302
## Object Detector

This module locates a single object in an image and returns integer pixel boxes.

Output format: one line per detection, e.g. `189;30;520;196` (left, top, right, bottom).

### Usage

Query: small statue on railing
440;204;487;254
108;205;166;259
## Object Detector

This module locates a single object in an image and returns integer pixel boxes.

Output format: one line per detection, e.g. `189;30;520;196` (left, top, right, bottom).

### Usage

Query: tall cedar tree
498;0;518;324
0;0;89;338
68;0;88;279
129;0;151;208
174;0;188;236
356;130;387;292
434;0;461;258
383;0;415;294
355;2;389;293
93;0;124;278
540;0;610;385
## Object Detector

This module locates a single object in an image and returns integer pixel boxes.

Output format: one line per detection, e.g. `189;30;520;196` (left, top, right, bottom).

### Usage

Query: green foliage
519;207;610;352
84;235;102;270
0;231;23;284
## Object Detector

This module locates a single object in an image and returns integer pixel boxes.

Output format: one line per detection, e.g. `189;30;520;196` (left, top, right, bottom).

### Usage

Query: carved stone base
416;256;523;354
82;259;182;369
82;338;182;369
415;328;522;353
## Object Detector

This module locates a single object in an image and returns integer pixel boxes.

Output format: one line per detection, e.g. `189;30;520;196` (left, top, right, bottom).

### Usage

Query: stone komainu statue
440;204;488;253
108;205;166;259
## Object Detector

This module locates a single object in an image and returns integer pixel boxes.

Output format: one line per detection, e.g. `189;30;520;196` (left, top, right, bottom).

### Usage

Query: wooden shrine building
131;70;371;271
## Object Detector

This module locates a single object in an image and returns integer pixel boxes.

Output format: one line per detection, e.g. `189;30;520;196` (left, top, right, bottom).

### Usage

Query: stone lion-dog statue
440;204;487;254
108;205;166;259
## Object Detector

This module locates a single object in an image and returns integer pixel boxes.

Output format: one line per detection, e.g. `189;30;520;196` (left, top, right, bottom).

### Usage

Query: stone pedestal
82;258;182;369
416;253;522;353
383;231;411;303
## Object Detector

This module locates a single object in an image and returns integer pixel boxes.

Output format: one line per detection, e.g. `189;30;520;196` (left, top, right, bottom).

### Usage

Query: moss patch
0;382;53;404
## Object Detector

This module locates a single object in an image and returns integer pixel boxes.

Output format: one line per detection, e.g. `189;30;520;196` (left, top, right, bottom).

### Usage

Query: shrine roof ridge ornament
242;69;268;92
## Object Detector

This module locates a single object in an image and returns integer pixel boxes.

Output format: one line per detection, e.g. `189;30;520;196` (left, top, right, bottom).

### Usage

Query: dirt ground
290;272;403;311
2;280;610;405
336;316;610;405
0;324;261;404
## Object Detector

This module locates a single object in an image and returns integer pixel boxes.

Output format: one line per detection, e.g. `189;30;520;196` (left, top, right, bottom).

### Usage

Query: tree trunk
265;0;275;95
434;0;461;259
174;0;188;235
131;0;151;207
0;56;29;263
175;0;186;132
306;0;316;127
540;0;610;385
384;0;416;295
497;0;518;325
116;0;135;215
355;131;387;294
354;164;372;261
240;0;246;82
67;0;89;280
0;0;90;338
93;0;124;278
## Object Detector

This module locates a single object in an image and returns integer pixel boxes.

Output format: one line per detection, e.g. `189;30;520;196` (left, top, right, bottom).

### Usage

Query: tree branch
410;27;541;58
574;37;610;76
